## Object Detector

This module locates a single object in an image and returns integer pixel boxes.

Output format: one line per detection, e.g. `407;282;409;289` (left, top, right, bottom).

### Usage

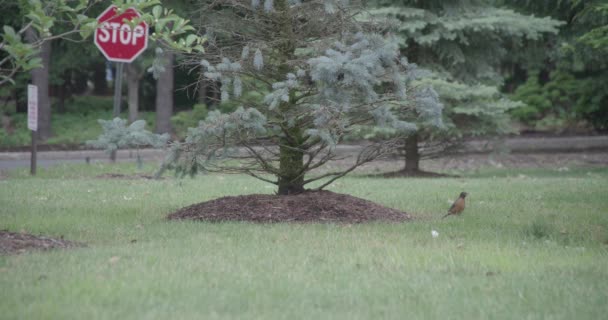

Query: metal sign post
110;62;124;162
113;62;124;117
28;84;38;175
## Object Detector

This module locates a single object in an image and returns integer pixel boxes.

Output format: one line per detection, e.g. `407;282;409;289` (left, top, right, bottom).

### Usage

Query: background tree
49;40;101;113
0;0;98;87
152;0;198;134
366;0;562;174
2;0;94;140
1;0;206;142
502;0;608;130
160;0;444;195
125;47;159;124
126;62;143;123
154;48;174;134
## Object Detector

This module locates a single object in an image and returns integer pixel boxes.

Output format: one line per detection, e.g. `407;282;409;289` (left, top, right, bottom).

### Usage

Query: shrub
87;118;169;168
60;95;113;115
170;104;208;138
512;70;608;130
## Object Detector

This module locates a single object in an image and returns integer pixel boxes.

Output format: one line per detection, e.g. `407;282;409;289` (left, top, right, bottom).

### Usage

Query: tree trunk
278;133;305;195
56;72;68;114
56;84;66;114
26;28;52;141
92;62;109;95
155;51;174;134
404;133;420;172
14;87;26;113
205;80;220;110
126;63;140;123
1;114;14;135
275;0;304;195
197;80;207;105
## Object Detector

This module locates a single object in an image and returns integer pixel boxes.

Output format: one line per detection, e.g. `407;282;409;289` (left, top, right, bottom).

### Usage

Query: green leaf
26;57;43;70
59;5;75;13
76;14;88;23
80;21;97;39
152;5;162;19
185;34;197;46
136;0;161;11
155;18;167;32
182;25;195;32
3;26;18;39
74;0;88;11
0;75;15;85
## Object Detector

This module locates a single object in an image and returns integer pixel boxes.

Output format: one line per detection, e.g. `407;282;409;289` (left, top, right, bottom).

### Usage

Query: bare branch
305;140;398;189
242;142;280;174
246;171;278;185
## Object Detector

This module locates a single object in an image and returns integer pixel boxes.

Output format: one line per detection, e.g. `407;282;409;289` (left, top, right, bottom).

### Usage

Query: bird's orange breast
449;198;465;214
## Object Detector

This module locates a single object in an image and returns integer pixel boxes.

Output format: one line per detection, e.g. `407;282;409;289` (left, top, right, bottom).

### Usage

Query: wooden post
30;131;37;175
28;84;38;175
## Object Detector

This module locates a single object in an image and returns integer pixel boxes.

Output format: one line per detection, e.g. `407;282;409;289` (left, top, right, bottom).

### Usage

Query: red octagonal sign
94;5;148;63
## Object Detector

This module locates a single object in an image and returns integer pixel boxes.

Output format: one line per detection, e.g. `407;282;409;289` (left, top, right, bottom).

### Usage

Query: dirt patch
326;151;608;176
0;230;84;255
168;190;411;223
379;169;458;178
96;173;162;180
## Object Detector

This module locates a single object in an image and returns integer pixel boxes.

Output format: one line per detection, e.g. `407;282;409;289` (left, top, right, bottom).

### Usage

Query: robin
442;192;467;219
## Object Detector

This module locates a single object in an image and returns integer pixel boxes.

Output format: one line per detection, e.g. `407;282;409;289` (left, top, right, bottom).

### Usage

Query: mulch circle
0;230;84;255
168;190;411;223
380;169;458;178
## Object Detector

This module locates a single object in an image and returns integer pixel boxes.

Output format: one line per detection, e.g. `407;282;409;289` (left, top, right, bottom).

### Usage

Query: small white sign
28;84;38;131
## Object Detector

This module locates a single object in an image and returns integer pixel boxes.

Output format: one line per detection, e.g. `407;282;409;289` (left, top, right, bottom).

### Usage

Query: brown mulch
96;173;162;180
168;190;411;223
0;230;84;255
380;169;457;178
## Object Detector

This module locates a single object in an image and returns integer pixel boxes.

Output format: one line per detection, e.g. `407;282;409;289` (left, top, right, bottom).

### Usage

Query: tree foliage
365;0;561;166
577;3;608;50
0;0;206;87
369;0;562;82
502;0;608;129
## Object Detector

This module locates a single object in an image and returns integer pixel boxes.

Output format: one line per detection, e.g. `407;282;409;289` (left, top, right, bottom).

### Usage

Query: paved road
0;149;162;170
0;158;135;170
1;135;607;170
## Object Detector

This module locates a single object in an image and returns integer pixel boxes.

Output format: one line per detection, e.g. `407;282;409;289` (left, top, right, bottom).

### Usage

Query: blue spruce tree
367;0;562;174
160;0;443;194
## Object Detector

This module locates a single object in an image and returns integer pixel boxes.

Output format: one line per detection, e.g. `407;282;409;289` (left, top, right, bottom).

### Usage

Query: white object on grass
431;230;439;238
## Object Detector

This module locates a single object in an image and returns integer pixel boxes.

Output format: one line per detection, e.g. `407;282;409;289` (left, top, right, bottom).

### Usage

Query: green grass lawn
1;164;608;319
0;110;158;148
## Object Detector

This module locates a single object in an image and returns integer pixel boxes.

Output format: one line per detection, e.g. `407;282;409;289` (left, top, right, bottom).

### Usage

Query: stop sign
94;5;148;63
